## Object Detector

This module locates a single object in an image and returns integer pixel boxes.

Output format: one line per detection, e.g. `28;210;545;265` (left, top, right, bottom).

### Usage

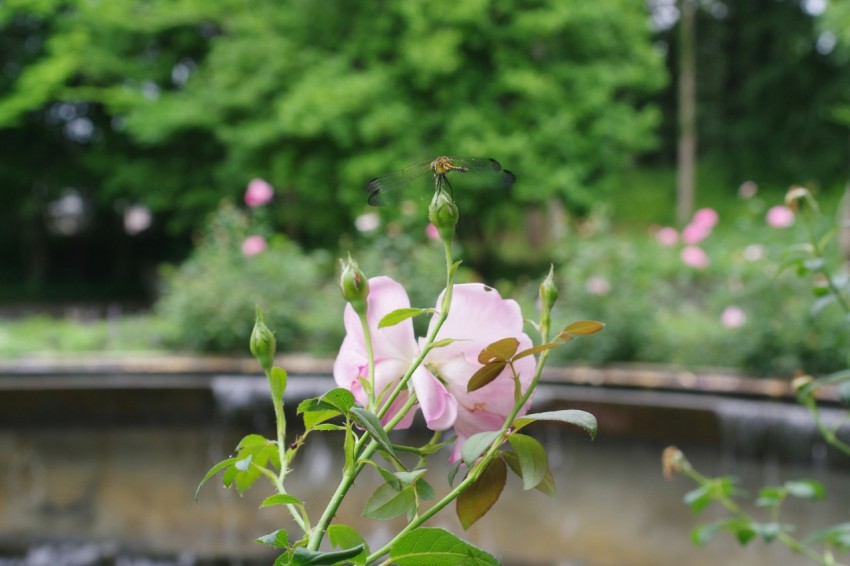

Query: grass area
0;314;172;357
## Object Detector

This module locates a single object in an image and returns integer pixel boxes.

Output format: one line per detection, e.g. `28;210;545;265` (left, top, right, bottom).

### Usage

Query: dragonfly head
430;156;467;177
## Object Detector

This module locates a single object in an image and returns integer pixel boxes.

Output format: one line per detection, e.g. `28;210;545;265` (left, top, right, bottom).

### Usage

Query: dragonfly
365;156;515;206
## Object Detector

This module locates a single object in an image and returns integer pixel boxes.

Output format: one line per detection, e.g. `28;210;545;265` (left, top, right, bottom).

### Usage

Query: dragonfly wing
445;158;516;190
364;160;432;206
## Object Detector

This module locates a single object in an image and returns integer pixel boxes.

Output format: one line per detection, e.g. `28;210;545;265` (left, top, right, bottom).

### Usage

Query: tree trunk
677;0;697;225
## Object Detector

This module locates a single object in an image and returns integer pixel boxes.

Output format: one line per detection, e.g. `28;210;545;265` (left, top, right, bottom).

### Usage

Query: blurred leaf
456;457;507;530
804;522;850;551
388;528;500;565
683;485;714;515
784;479;825;500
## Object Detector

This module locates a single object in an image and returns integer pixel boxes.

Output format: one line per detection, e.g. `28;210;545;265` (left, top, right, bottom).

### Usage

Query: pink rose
681;246;710;269
244;178;274;207
333;277;536;461
425;223;440;241
681;222;711;245
720;306;746;328
425;284;536;461
766;205;794;228
692;208;719;229
655;227;679;247
241;235;267;256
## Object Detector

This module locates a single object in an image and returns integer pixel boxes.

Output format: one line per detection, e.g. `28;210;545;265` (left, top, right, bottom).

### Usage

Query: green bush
155;202;343;354
537;201;850;377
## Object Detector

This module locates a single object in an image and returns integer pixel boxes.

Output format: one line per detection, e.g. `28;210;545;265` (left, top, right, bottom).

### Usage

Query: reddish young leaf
456;457;507;529
562;320;605;336
512;342;559;361
477;337;519;364
467;361;507;392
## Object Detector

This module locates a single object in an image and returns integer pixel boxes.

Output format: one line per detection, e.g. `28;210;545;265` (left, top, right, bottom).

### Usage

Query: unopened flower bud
250;308;276;373
539;265;559;313
428;190;459;242
339;255;370;315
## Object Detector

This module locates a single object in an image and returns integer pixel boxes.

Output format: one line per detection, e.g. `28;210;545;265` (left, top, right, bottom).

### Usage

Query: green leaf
388;528;500;565
755;522;783;543
393;469;428;486
512;342;559;361
327;525;369;566
461;431;502;468
803;522;850;551
320;388;356;414
506;433;548;490
430;338;459;349
290;545;366;565
502;451;555;496
269;367;288;403
416;477;436;501
784;479;825;500
256;529;289;548
195;457;238;500
363;482;416;521
683;485;714;515
692;518;756;547
260;493;302;508
477;337;519;364
456;457;507;529
350;406;400;466
467;361;507;393
238;434;271;449
755;487;783;508
513;410;597;440
378;307;432;328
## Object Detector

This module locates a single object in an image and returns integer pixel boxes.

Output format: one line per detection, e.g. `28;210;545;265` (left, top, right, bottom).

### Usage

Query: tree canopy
0;0;665;289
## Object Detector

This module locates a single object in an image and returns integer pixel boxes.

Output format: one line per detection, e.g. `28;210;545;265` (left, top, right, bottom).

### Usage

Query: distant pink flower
425;223;440;241
244;178;274;207
766;205;794;228
692;208;719;229
241;235;267;256
681;246;710;269
656;227;679;247
585;276;611;296
721;306;746;328
681;222;711;245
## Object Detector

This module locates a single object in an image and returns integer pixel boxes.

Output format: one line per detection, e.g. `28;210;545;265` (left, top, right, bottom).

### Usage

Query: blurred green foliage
0;0;663;288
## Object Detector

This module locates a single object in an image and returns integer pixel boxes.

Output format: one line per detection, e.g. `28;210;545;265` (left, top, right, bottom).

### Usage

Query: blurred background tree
0;0;663;297
1;0;849;304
